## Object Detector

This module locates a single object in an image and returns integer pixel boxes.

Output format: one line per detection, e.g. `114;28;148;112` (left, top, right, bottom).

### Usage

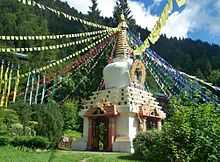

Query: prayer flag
176;0;187;7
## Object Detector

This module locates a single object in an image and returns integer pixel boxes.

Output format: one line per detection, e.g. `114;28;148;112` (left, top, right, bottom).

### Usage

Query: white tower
73;15;166;153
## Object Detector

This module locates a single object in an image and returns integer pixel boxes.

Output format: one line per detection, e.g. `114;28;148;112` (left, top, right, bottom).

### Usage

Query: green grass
0;146;144;162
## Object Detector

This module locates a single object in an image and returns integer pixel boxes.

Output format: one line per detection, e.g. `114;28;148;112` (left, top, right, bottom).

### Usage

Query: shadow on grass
117;155;144;162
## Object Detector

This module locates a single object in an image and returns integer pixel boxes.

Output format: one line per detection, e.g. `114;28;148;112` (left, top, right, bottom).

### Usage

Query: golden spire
115;14;130;59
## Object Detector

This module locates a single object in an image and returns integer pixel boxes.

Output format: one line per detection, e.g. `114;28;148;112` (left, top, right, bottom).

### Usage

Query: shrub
133;130;165;161
27;136;51;149
133;103;220;162
0;136;11;146
32;100;64;146
61;100;82;131
162;103;220;162
0;109;19;131
10;123;36;136
11;136;50;149
64;130;81;140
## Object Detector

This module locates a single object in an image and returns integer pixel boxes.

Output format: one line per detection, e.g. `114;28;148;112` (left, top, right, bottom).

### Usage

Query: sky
61;0;220;45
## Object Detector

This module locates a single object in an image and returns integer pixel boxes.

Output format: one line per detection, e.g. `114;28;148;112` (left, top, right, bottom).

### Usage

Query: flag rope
19;32;116;78
0;29;109;41
0;32;109;53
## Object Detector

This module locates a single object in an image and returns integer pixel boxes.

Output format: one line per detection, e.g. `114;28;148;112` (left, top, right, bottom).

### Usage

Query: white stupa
73;15;166;153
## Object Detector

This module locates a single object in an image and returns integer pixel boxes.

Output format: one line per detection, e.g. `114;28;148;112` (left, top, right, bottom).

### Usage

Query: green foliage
11;136;50;149
0;109;19;130
162;103;220;162
0;109;21;139
33;101;64;146
8;100;64;146
208;69;220;86
133;131;166;161
113;0;136;25
9;101;33;136
63;130;81;140
154;37;220;84
0;136;11;146
133;101;220;162
61;100;82;131
10;123;36;136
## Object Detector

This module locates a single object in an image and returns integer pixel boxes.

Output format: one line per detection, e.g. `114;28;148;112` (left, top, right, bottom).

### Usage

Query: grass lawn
0;146;144;162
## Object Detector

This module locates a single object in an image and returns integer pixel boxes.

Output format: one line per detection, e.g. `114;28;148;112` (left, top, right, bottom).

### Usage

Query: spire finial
115;13;129;59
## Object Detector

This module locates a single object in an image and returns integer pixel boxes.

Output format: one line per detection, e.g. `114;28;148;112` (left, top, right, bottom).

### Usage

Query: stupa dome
103;58;133;89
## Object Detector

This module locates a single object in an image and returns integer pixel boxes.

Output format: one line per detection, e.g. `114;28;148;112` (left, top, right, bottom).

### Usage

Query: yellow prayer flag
0;62;4;94
5;68;12;107
168;0;173;13
176;0;186;7
0;65;9;107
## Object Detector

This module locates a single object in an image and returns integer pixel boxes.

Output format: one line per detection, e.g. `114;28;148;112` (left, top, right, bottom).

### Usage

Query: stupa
73;15;166;153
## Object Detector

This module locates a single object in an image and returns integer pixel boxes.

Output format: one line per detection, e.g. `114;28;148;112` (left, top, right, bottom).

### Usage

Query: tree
209;69;220;86
61;100;82;131
113;0;136;25
88;0;101;23
195;68;204;79
33;101;64;146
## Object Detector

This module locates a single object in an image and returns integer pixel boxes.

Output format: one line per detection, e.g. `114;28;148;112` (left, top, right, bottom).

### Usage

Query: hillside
0;0;220;89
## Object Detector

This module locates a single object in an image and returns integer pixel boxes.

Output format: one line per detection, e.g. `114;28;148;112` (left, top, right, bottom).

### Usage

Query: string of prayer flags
20;34;114;78
41;36;115;102
0;33;108;53
133;34;219;102
0;30;109;41
134;0;186;54
60;38;112;103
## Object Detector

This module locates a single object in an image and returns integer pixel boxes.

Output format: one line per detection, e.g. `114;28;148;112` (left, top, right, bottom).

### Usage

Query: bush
32;100;64;146
133;131;165;161
64;130;81;140
0;109;19;131
28;136;51;149
0;136;11;146
61;100;82;131
11;136;50;149
10;123;36;136
133;103;220;162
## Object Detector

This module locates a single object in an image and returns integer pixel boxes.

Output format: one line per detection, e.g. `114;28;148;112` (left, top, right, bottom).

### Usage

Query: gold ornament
130;60;146;85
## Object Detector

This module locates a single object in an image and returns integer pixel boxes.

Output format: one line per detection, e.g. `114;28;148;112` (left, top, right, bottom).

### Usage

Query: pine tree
196;68;204;79
113;0;136;25
88;0;101;23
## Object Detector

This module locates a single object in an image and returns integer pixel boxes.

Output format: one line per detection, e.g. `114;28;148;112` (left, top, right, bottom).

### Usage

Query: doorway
91;117;109;151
